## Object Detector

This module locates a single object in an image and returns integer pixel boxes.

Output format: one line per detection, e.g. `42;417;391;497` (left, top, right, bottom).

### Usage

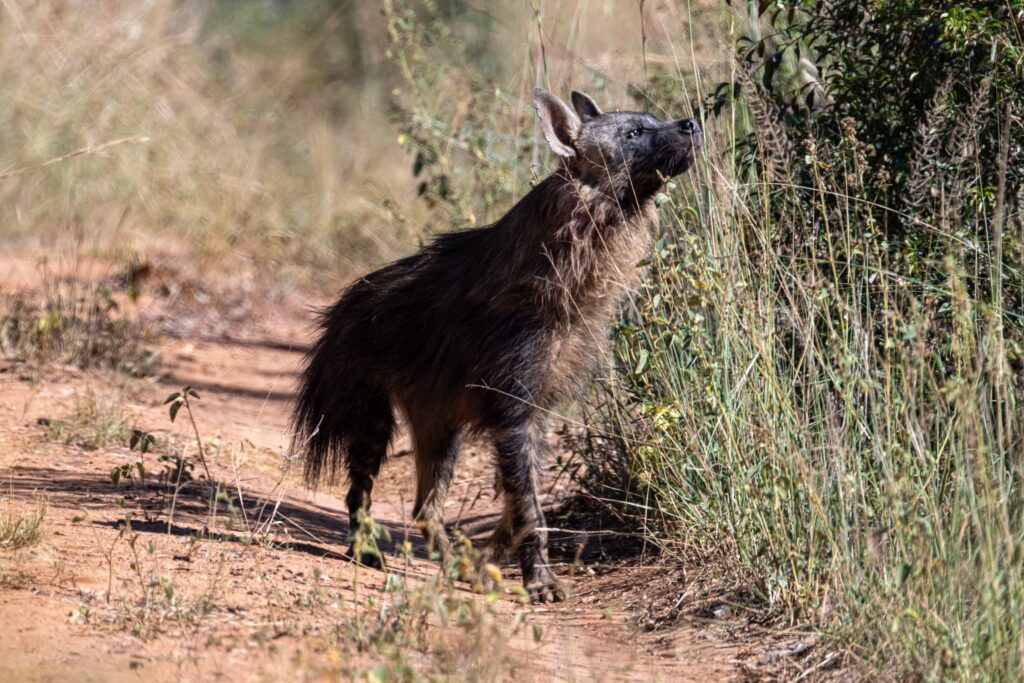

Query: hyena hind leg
475;495;514;593
344;391;395;569
411;425;463;562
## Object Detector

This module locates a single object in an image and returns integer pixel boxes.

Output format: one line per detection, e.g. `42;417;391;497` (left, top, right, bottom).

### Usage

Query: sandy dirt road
0;257;744;682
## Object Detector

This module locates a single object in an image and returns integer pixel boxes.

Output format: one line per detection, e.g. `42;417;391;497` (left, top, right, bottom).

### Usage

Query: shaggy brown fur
292;89;701;602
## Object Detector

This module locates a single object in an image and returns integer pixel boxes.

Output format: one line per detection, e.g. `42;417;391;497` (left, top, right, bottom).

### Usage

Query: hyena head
534;88;702;202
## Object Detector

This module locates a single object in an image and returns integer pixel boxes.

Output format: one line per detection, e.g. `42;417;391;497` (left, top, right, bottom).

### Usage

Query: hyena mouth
645;143;698;177
689;130;704;153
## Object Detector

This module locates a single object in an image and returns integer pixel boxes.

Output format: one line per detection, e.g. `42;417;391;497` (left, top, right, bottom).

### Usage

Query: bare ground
0;252;769;682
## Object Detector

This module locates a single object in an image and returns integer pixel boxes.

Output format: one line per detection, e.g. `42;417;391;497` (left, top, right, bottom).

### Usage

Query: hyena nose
678;118;701;135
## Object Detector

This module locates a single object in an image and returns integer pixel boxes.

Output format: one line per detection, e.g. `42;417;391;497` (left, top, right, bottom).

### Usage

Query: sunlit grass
579;79;1023;681
0;500;46;551
0;1;413;289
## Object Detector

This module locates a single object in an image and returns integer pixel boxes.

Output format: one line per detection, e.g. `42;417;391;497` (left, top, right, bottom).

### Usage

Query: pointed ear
533;88;580;158
570;91;602;121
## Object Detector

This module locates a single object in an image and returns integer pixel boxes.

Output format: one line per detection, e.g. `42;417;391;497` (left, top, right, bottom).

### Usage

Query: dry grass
0;286;157;375
0;1;415;290
41;390;130;450
0;500;45;552
80;521;531;679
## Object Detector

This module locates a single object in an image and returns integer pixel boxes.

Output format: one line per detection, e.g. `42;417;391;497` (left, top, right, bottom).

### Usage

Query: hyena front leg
493;423;565;603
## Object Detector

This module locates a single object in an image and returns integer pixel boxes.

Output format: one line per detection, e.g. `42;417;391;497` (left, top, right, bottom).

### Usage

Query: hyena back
293;89;701;602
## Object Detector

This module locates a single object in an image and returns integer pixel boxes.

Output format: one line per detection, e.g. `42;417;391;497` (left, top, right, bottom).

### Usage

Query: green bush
732;0;1024;314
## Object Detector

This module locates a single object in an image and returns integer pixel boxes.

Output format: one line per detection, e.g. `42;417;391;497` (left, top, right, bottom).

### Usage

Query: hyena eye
625;127;644;140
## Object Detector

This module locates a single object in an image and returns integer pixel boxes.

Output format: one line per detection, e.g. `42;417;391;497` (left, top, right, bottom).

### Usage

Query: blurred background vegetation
2;0;405;287
2;1;1023;680
0;0;724;288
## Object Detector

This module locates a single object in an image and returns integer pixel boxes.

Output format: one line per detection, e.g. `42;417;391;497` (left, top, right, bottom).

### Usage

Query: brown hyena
292;89;701;602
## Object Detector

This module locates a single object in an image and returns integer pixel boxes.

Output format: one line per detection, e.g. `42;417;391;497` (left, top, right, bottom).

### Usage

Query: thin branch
0;136;150;181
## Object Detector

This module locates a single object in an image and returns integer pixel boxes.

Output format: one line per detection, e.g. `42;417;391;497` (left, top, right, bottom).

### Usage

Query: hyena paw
524;570;566;604
350;546;385;570
476;571;499;595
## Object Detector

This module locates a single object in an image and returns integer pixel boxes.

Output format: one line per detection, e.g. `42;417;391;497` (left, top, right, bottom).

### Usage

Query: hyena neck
500;172;656;326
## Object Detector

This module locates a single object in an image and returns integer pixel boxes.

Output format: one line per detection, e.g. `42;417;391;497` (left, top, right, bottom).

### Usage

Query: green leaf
169;400;182;423
897;564;911;585
633;349;650;376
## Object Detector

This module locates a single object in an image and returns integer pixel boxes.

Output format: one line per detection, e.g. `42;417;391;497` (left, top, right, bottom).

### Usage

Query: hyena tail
292;290;395;492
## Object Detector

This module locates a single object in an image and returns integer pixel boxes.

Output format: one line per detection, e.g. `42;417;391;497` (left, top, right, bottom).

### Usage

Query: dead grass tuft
1;289;157;376
41;391;130;450
0;499;46;551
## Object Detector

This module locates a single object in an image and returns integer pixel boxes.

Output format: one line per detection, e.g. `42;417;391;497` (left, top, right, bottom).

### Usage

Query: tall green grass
581;81;1022;680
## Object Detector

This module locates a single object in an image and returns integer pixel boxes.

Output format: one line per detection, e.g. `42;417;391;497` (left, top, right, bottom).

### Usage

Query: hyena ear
533;88;580;158
570;91;602;121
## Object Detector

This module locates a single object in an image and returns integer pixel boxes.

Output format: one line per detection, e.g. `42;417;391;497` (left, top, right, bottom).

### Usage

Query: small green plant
109;513;218;639
348;508;392;569
109;429;174;525
157;454;194;486
109;429;155;490
163;386;212;481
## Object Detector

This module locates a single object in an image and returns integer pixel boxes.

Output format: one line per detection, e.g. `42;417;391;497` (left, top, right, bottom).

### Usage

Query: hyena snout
677;117;700;135
673;117;702;151
656;117;702;175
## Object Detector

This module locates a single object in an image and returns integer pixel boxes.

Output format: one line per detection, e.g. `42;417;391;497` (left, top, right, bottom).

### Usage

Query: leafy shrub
383;0;542;230
733;0;1023;316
